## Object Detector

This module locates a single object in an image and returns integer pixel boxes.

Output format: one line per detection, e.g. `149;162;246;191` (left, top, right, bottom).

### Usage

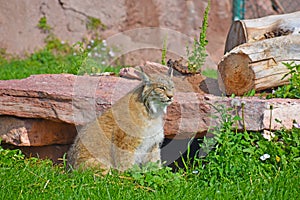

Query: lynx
67;68;174;172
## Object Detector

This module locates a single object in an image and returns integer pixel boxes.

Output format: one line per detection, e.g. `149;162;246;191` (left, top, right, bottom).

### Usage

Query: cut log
225;11;300;53
218;35;300;95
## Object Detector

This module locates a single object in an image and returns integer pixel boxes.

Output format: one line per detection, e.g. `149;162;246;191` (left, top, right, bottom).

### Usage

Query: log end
218;53;254;96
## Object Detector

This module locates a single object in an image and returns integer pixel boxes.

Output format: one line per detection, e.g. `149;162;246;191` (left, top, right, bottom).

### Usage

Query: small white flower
231;98;241;107
87;45;91;49
262;130;275;141
61;40;65;44
101;61;106;65
293;123;300;129
260;153;270;161
102;40;107;46
73;52;77;56
192;170;199;174
109;49;115;57
90;39;95;44
87;52;92;57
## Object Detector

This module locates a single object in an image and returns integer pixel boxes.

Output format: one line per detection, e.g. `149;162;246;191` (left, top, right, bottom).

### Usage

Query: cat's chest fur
134;117;165;164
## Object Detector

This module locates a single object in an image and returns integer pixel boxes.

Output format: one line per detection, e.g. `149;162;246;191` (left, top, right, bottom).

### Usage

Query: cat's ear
141;72;150;84
135;67;150;84
167;67;173;78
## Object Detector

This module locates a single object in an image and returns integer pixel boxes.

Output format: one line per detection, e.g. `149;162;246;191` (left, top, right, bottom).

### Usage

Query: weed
268;62;300;98
37;16;52;33
124;162;183;191
161;35;168;65
243;89;256;97
178;102;300;187
86;16;106;31
186;0;210;74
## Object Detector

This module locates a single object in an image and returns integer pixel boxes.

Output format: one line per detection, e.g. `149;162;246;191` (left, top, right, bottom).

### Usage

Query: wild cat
67;68;174;172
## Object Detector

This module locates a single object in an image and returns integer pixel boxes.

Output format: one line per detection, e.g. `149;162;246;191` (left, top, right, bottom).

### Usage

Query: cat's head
140;68;174;117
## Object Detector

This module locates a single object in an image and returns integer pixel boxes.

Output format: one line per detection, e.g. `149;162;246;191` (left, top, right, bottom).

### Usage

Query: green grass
0;143;299;199
202;68;218;79
0;36;122;80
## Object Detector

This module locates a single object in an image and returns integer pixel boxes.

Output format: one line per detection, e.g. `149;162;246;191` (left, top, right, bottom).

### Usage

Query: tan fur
67;69;174;171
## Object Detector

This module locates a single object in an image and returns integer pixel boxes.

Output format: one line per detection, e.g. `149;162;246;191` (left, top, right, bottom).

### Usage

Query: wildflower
192;170;199;174
109;49;115;57
90;39;95;44
260;153;270;161
87;52;92;57
231;98;241;107
101;61;106;65
293;123;300;129
61;40;65;44
87;45;91;49
94;52;100;57
73;52;77;56
262;130;275;141
102;40;107;46
241;100;246;106
276;155;281;162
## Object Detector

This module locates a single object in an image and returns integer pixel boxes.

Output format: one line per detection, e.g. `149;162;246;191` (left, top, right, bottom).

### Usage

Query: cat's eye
159;86;166;90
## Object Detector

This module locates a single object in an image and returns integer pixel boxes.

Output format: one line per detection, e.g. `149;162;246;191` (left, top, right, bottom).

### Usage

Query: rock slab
1;62;300;146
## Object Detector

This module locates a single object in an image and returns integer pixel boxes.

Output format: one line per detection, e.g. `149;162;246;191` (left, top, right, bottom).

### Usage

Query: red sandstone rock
0;116;76;146
0;0;233;68
1;62;300;146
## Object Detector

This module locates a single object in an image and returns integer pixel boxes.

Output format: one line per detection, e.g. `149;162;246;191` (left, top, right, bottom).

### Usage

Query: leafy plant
37;16;52;33
186;0;210;74
178;102;300;186
86;16;106;31
243;89;256;97
124;162;183;191
268;62;300;99
161;35;168;65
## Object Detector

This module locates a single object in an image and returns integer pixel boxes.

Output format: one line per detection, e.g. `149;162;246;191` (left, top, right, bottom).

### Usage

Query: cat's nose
166;93;173;100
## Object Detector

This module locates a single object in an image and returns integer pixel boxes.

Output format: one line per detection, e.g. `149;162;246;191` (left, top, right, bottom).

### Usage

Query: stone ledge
1;63;300;147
